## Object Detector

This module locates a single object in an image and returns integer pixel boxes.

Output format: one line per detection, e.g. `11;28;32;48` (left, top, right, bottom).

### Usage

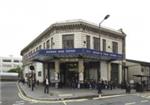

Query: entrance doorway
111;63;119;86
60;62;78;87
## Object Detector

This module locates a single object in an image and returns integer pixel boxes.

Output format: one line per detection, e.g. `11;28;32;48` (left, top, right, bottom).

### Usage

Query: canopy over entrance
25;48;123;62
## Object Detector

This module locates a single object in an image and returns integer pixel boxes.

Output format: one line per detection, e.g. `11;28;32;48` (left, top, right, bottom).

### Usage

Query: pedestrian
110;81;113;90
97;80;102;95
44;76;49;94
125;82;131;93
31;78;35;91
72;77;76;89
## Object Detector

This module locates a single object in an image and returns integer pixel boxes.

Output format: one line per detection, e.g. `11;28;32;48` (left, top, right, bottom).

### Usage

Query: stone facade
21;20;126;88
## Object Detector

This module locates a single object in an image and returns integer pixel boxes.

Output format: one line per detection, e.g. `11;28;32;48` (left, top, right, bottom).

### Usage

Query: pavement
17;82;136;101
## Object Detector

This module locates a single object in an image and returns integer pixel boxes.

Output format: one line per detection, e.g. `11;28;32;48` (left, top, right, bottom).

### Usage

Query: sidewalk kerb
17;82;131;102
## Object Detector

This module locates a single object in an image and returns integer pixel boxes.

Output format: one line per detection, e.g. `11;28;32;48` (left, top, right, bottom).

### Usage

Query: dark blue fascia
26;48;123;61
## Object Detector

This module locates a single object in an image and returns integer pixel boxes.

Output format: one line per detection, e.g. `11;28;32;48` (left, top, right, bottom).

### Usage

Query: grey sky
0;0;150;61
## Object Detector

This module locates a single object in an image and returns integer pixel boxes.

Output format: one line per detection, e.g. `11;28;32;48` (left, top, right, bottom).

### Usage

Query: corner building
21;20;126;88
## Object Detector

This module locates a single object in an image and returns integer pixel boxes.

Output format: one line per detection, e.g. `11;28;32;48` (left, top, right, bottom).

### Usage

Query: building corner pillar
107;62;111;81
119;62;122;84
54;60;60;88
78;59;84;88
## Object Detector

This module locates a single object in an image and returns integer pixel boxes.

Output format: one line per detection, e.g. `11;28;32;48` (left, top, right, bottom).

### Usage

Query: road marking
141;100;149;103
93;94;126;100
16;100;24;103
147;96;150;98
59;94;73;97
141;95;146;98
65;99;88;102
62;100;67;105
124;102;136;105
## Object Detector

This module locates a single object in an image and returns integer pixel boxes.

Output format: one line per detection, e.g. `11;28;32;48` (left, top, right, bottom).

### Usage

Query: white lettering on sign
66;50;76;53
93;51;99;54
103;53;109;56
46;50;57;53
86;50;91;53
110;54;117;57
58;50;65;53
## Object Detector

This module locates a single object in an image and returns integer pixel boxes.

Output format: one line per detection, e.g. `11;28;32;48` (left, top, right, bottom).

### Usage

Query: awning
25;48;123;62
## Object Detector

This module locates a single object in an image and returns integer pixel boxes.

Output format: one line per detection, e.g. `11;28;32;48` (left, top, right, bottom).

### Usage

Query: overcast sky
0;0;150;62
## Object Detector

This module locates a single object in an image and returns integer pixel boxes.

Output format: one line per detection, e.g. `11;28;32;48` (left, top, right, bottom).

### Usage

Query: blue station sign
26;48;123;60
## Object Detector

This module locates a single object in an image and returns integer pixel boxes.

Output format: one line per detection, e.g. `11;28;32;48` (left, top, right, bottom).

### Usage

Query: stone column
119;63;122;84
54;60;60;88
43;62;48;79
78;59;84;88
107;62;111;81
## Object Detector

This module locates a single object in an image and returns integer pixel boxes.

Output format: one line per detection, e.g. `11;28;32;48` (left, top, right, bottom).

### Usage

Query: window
46;40;50;49
14;60;19;63
33;49;35;53
93;37;100;50
112;41;118;53
103;39;106;52
62;34;74;49
86;35;90;49
38;71;41;77
39;45;42;50
3;59;11;62
36;47;38;51
51;37;54;49
43;42;46;49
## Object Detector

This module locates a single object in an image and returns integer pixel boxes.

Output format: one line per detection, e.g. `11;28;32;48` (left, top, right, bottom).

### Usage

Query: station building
21;20;126;88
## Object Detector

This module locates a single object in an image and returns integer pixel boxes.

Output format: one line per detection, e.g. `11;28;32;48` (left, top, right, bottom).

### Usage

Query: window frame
112;41;118;53
62;34;74;49
93;37;100;50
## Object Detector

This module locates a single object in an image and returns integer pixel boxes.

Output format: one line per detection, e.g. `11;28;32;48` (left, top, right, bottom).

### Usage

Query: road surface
1;81;150;105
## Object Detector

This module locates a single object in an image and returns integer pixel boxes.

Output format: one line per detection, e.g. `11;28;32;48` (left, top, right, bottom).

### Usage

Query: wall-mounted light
83;41;86;44
83;41;86;48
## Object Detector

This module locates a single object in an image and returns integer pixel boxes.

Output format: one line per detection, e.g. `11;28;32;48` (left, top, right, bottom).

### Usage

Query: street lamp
98;14;110;81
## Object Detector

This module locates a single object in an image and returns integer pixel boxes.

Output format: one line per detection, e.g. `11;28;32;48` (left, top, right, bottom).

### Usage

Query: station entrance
60;62;78;87
111;63;119;86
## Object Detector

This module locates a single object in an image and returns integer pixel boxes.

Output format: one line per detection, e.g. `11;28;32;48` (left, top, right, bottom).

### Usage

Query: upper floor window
93;37;100;50
112;41;118;53
86;35;90;49
103;39;106;52
2;59;11;62
46;40;50;49
62;34;74;49
39;45;42;50
51;37;54;49
43;42;46;49
36;47;38;51
13;60;19;63
33;49;35;53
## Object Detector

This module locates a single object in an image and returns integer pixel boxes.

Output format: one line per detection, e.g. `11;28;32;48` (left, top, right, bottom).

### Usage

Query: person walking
97;80;102;97
44;76;49;94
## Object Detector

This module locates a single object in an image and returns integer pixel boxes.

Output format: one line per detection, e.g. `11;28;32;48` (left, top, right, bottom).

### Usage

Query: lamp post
98;14;110;81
